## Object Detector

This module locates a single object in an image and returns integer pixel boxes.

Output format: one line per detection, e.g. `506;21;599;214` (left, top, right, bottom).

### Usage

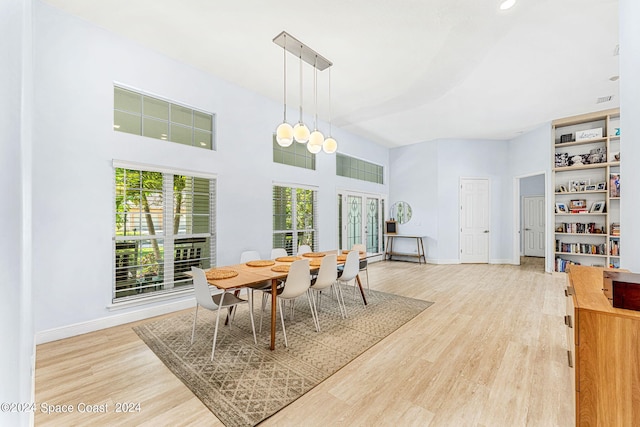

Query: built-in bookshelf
553;109;621;272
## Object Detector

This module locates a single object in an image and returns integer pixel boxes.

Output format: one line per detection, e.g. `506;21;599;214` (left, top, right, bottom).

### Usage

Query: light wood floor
35;257;573;426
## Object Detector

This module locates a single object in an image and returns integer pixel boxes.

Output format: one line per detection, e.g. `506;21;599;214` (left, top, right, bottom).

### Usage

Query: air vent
597;95;613;104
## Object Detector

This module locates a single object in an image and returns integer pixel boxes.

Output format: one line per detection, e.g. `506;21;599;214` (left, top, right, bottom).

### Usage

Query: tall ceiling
42;0;619;147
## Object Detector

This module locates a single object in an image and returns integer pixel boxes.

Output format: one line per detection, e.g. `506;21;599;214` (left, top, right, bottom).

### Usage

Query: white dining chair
337;250;363;310
240;250;261;263
309;254;345;326
190;267;257;360
239;250;272;317
352;243;370;296
297;244;312;255
270;248;288;259
260;259;319;347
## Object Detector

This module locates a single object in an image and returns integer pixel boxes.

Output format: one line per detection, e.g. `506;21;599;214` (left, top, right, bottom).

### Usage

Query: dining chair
337;250;363;309
259;259;319;347
240;250;261;263
190;267;257;360
297;244;312;255
270;248;288;259
309;254;346;326
352;243;370;296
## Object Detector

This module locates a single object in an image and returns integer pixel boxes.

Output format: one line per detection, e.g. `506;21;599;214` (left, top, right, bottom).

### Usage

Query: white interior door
460;178;490;263
523;196;545;257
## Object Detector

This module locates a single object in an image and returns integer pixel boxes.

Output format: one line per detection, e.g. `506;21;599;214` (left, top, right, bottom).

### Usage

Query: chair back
191;267;218;310
280;259;311;299
240;250;261;263
312;254;337;291
297;244;312;255
351;243;368;269
352;243;366;253
340;251;360;282
270;248;288;259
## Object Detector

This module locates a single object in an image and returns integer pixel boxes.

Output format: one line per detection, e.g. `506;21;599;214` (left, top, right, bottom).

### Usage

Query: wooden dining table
203;250;367;350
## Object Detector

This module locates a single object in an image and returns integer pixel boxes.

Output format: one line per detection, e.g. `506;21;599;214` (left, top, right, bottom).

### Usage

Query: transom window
272;135;316;170
273;184;318;254
114;165;216;302
336;153;384;184
114;86;215;150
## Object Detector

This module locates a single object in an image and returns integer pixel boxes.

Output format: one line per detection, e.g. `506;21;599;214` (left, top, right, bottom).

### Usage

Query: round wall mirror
391;201;412;224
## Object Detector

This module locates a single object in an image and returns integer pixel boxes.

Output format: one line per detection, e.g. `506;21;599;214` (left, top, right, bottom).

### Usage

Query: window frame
272;183;319;255
113;161;217;303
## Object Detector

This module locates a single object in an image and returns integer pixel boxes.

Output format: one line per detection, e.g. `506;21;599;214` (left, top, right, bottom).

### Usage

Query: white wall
1;0;33;425
32;2;388;339
620;0;640;272
389;138;511;263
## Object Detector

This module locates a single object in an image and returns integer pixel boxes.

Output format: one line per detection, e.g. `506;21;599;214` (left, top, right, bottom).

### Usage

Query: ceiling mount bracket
272;31;332;71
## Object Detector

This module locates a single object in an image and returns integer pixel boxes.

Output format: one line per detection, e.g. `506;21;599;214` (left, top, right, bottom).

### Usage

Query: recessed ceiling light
500;0;516;10
609;75;619;81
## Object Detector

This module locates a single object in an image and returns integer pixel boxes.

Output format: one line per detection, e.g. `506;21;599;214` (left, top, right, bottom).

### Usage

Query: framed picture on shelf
585;184;596;191
596;182;606;190
555;202;569;213
590;201;605;213
609;173;620;197
569;199;587;210
557;185;567;193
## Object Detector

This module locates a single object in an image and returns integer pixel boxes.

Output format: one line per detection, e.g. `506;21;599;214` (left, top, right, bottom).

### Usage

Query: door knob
525;228;531;231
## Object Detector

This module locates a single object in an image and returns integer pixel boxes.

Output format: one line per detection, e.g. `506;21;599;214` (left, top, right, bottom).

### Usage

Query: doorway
513;172;547;272
459;178;490;263
337;191;385;254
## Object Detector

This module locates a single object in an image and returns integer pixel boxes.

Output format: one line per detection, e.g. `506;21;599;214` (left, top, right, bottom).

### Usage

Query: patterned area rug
134;287;433;427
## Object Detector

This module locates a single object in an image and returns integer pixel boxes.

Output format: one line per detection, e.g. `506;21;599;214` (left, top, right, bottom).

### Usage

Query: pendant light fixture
307;55;324;153
322;66;338;154
293;48;310;143
275;34;293;147
273;31;336;154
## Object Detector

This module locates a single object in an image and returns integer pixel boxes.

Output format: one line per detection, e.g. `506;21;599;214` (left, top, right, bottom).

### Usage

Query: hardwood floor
35;258;573;426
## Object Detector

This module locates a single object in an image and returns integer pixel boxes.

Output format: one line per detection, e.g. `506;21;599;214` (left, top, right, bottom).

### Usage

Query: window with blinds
272;135;316;170
114;85;215;150
336;153;384;184
272;185;318;255
114;166;216;302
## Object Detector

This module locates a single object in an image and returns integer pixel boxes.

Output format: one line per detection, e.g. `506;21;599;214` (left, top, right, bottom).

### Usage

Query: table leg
356;274;368;305
270;278;277;350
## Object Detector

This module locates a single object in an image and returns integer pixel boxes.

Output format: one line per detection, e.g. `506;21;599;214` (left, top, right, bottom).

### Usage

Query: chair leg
211;293;225;361
336;281;348;318
307;289;320;332
191;305;199;344
278;298;288;347
259;292;268;333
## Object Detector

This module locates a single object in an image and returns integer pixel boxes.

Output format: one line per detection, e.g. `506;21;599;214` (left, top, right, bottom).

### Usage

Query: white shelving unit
552;109;621;272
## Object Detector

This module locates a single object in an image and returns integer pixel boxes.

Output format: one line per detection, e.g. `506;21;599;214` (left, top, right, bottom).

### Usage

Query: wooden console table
384;235;426;264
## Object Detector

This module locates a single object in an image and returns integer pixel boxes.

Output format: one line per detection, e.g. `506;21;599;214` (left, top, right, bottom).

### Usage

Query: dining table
203;250;367;350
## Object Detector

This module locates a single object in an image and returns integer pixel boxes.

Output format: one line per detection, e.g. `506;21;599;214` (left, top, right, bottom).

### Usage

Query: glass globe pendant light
322;67;338;154
275;34;293;147
293;49;310;143
307;55;324;153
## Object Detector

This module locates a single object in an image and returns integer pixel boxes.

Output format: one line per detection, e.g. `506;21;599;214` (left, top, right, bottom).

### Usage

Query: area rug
133;287;433;427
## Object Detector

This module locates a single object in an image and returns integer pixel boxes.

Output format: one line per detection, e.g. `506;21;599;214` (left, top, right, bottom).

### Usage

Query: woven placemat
302;252;325;258
205;268;238;280
310;259;323;267
337;255;347;262
275;256;300;262
342;250;365;255
271;265;290;273
245;260;275;267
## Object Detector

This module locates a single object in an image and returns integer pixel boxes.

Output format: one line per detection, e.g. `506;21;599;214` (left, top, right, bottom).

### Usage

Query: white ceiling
42;0;619;148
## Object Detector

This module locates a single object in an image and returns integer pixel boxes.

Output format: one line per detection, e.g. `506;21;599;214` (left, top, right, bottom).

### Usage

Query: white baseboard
430;258;461;265
35;298;195;344
490;258;514;265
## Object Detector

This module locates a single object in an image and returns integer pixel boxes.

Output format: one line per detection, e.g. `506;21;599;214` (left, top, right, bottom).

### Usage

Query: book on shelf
555;240;606;255
610;222;620;236
555;257;580;272
609;240;620;256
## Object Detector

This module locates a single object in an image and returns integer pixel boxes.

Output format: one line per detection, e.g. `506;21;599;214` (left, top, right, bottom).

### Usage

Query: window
336;153;384;184
273;185;318;254
272;135;316;170
114;86;215;150
114;165;216;302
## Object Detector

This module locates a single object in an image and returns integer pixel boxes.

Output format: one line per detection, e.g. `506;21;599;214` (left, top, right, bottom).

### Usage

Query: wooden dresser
565;265;640;426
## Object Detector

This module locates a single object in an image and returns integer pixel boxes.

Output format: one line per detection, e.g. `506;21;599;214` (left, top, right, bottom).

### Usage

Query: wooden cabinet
553;109;621;272
564;265;640;426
